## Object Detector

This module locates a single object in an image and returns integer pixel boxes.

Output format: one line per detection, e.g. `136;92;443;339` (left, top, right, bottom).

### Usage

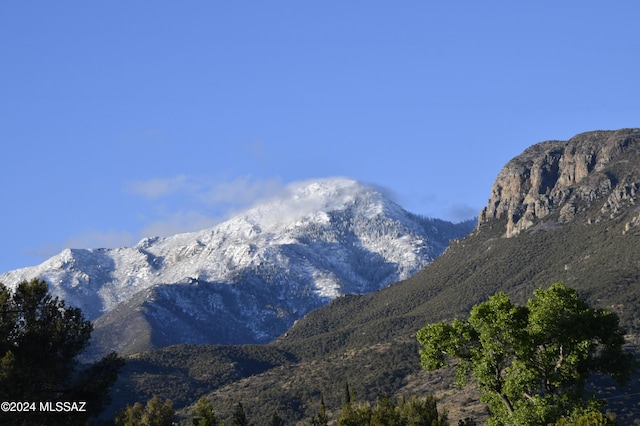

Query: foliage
308;395;329;426
417;283;635;425
115;395;175;426
232;402;249;426
192;397;218;426
115;337;423;424
331;387;449;426
552;410;616;425
111;343;296;412
0;279;124;425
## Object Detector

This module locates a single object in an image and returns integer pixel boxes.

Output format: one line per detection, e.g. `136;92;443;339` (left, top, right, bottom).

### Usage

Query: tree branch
554;344;564;373
498;392;514;415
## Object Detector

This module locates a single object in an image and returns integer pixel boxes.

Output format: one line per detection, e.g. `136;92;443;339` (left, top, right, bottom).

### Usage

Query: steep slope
0;178;474;356
268;129;640;422
108;129;640;424
480;129;640;237
281;129;640;351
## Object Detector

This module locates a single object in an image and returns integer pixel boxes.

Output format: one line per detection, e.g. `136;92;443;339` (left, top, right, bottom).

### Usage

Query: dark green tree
192;396;217;426
116;401;145;426
396;395;447;426
335;393;448;426
0;279;124;425
417;283;635;426
553;410;616;425
344;382;353;406
115;395;175;426
336;401;371;426
309;395;329;426
233;402;249;426
369;394;402;426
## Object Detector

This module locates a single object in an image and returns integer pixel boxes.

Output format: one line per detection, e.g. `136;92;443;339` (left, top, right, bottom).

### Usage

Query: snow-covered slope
0;178;474;356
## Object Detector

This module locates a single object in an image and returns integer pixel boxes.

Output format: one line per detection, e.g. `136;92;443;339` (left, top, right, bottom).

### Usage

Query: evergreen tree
192;396;217;426
233;402;249;426
336;401;371;426
116;401;145;426
370;394;402;426
553;411;616;426
344;382;352;406
116;395;175;426
338;383;365;426
310;395;329;426
336;394;448;426
0;279;124;425
396;395;447;426
318;396;329;426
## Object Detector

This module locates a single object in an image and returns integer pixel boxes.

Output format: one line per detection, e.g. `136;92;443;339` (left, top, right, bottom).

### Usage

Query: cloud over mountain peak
1;178;475;356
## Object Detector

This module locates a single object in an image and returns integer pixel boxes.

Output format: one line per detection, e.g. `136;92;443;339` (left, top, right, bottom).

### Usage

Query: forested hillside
106;130;640;425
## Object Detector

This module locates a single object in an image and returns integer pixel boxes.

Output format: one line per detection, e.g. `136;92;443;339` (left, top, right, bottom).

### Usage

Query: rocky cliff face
479;129;640;237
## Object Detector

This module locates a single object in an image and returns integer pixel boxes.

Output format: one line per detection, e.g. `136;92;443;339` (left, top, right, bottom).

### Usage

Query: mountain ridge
0;177;475;356
279;129;640;352
130;129;640;425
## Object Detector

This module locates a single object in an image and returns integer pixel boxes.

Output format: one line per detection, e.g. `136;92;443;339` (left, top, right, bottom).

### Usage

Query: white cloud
26;174;287;258
199;175;285;206
124;174;288;239
126;174;285;206
125;174;196;199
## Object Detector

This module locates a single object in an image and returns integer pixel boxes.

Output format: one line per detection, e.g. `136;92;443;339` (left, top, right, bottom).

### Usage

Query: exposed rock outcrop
479;129;640;237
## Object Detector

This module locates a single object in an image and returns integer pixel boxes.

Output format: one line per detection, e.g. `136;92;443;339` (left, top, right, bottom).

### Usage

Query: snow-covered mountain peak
239;178;388;229
0;178;476;355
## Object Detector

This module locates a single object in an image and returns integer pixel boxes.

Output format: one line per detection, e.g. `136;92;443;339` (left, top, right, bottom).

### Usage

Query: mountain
0;178;475;357
479;129;640;237
104;129;640;425
277;129;640;350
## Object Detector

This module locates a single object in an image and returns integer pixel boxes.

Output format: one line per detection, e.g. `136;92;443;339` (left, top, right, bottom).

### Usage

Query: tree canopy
334;393;448;426
0;278;124;425
115;395;175;426
416;282;635;426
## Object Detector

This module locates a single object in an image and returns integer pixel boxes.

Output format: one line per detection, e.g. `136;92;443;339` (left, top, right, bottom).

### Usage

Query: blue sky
2;2;639;273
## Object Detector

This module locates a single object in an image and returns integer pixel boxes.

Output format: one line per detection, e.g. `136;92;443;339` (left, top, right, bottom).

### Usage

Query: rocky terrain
479;129;640;237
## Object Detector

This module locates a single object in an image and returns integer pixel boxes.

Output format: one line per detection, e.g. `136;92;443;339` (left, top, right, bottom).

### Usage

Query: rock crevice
479;129;640;237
